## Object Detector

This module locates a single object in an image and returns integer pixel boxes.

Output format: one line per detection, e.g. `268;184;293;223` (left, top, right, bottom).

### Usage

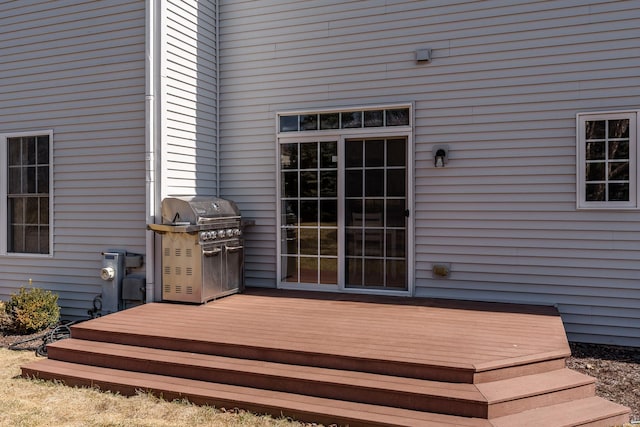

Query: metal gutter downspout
144;0;161;303
215;0;220;196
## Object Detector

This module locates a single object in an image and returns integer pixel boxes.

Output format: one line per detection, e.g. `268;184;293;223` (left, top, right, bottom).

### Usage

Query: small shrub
5;287;60;334
0;301;13;331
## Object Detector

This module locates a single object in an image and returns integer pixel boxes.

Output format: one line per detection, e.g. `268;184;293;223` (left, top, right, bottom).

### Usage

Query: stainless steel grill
148;196;244;303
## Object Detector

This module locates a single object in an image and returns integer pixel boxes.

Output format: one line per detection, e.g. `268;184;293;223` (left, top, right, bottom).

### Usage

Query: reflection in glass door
280;141;338;285
345;138;407;290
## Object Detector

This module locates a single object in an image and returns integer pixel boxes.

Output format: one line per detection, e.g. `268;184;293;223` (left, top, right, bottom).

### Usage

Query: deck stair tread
21;359;492;427
490;396;632;427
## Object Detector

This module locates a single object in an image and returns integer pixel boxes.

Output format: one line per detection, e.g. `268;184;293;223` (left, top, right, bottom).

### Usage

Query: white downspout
215;0;220;197
145;0;160;303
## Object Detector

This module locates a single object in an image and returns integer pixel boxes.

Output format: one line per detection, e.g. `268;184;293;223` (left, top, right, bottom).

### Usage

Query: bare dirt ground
1;330;638;424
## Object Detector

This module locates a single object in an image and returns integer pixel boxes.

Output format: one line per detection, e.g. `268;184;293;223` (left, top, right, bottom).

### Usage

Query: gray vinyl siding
163;0;218;197
219;0;640;346
0;1;146;317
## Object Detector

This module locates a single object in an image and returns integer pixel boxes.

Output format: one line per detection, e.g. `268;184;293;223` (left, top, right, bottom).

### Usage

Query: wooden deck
22;288;630;426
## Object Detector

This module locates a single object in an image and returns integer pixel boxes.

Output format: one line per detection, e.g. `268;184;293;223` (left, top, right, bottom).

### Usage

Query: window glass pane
282;172;298;197
319;171;337;197
364;110;383;127
609;183;629;201
37;166;49;194
387;169;405;197
9;198;24;223
364;230;384;256
365;139;384;167
282;228;298;255
346;257;362;285
40;197;49;223
609;162;629;181
586;163;605;181
609;141;629;160
281;256;299;282
26;166;36;193
346;229;362;256
25;226;39;253
280;115;299;132
320;199;337;225
608;119;629;139
387;139;406;166
300;142;317;169
299;257;318;282
345;140;363;168
299;229;318;255
25;137;36;165
320;141;337;168
8;167;21;194
363;258;384;286
386;199;406;227
345;199;362;227
39;227;49;254
386;230;406;258
280;143;298;169
300;200;318;226
319;229;337;256
341;111;362;128
320;113;339;130
9;225;24;252
345;170;362;197
300;171;317;197
300;114;318;131
364;200;384;226
585;120;605;139
386;260;406;288
586;183;605;201
282;200;298;225
319;258;337;284
37;136;49;164
385;109;409;126
365;169;384;197
8;138;21;166
26;197;38;223
585;141;605;160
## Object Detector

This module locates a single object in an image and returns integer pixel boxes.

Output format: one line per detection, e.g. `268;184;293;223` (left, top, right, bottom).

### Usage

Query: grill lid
161;196;240;225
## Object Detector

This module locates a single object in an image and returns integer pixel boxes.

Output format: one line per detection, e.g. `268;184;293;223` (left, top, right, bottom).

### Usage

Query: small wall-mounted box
432;263;451;279
416;48;432;63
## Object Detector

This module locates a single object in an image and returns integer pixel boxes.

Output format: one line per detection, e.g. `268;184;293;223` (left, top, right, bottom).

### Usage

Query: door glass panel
280;140;338;286
345;138;407;290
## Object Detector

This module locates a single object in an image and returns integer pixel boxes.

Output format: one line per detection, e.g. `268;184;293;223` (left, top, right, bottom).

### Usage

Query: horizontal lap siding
0;1;146;317
163;0;218;197
219;0;640;345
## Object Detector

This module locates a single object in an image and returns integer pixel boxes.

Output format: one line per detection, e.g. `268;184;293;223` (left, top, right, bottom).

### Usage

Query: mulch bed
566;342;640;422
2;330;638;422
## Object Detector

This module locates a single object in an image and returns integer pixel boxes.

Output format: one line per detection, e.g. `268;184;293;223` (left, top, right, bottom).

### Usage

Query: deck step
68;320;568;384
44;338;600;419
490;396;632;427
21;359;492;427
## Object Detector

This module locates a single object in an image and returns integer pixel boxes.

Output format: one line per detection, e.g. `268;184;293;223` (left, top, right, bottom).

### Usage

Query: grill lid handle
203;248;222;257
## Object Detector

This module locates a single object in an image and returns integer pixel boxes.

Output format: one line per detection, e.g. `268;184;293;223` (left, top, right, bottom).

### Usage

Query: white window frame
576;111;639;210
275;104;415;296
0;130;54;256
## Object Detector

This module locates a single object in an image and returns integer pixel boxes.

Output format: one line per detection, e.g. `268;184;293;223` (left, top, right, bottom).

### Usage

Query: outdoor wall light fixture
432;145;449;167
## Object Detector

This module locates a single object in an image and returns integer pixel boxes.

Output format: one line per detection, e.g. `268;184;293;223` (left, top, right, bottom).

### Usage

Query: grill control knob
209;231;216;240
226;229;233;237
234;229;241;236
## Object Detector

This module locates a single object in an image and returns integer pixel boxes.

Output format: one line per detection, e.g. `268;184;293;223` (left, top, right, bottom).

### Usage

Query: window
577;111;638;209
1;131;52;255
